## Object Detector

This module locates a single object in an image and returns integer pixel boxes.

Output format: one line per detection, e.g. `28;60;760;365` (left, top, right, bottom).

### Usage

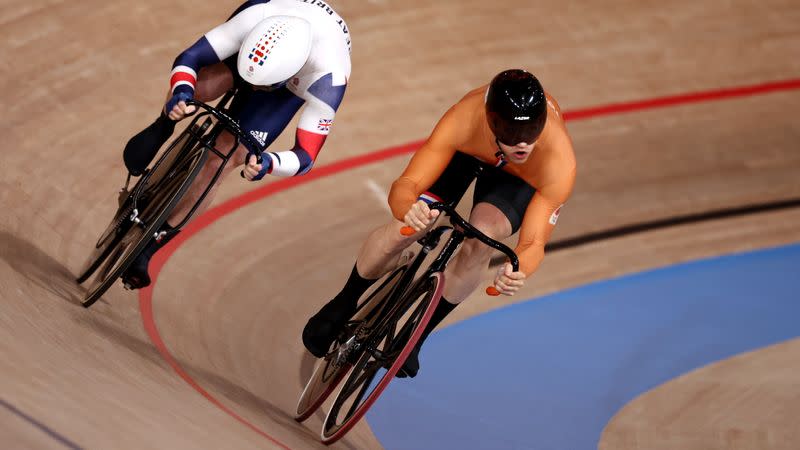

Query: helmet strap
493;139;508;168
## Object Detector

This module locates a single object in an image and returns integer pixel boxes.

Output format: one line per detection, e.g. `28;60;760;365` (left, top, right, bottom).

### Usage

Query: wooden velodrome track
1;0;799;448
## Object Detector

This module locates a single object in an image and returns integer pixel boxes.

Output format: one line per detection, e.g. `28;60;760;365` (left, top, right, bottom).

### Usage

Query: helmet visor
488;111;546;146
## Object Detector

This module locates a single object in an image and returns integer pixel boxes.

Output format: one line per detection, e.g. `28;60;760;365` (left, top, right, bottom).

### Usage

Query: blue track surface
366;243;800;450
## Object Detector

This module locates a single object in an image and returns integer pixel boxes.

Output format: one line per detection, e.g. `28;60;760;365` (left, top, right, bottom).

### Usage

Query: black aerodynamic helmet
485;69;547;145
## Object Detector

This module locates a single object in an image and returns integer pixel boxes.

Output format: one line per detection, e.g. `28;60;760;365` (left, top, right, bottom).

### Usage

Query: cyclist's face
497;140;536;164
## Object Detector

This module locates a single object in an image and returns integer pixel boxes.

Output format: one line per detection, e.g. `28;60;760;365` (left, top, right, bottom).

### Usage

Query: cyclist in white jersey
120;0;352;289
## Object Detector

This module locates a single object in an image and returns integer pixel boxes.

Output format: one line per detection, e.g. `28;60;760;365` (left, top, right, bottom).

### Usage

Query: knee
457;238;494;263
468;203;513;242
455;215;510;264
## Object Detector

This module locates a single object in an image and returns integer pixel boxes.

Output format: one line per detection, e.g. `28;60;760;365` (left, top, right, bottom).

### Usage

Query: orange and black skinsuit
302;80;577;363
389;85;577;277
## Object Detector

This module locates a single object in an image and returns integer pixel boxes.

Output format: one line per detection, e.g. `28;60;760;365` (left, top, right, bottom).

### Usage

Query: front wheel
76;120;203;286
320;272;444;445
80;146;207;307
294;265;409;422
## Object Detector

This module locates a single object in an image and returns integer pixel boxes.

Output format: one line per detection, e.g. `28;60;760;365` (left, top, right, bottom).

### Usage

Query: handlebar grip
486;286;501;296
400;226;416;236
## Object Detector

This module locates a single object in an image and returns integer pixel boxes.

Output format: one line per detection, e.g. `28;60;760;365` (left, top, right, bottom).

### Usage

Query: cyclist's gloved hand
242;153;272;181
164;85;197;121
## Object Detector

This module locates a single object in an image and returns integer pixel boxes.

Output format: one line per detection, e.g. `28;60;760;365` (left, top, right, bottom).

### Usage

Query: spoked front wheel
76;124;204;286
80;146;207;308
320;272;444;445
295;265;409;422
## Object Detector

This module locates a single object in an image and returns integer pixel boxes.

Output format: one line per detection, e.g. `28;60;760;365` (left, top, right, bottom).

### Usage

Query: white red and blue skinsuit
168;0;351;177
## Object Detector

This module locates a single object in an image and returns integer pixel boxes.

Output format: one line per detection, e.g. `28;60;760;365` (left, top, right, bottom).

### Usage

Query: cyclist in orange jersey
304;69;576;377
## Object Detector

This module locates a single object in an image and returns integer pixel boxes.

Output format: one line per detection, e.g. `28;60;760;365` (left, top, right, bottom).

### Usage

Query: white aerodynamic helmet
237;15;313;86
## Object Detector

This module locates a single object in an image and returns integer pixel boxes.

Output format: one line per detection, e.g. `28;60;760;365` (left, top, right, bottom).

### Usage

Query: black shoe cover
302;299;356;358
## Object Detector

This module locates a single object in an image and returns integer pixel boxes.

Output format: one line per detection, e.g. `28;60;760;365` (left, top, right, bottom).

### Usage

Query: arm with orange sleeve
514;162;576;277
387;106;466;220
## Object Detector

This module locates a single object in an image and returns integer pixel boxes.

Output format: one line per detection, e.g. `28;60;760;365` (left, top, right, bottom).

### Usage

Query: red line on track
137;77;800;448
562;78;800;120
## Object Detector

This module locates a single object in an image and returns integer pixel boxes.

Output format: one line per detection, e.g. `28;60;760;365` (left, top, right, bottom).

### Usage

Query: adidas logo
250;130;269;146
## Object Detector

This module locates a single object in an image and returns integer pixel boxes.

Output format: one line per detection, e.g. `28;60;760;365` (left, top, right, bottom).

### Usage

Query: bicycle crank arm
333;335;359;367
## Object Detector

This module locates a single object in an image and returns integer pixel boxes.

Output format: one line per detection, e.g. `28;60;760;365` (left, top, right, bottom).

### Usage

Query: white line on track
365;179;391;212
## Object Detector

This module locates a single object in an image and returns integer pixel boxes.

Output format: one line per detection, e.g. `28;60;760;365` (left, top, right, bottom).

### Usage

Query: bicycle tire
295;265;409;422
320;271;444;444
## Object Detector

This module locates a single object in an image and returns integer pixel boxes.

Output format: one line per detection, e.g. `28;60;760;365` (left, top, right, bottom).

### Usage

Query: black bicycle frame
127;90;263;237
359;200;520;362
424;202;520;273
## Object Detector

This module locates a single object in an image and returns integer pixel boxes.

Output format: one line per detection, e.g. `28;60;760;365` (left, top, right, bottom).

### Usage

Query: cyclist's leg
302;217;421;357
354;151;481;278
397;167;536;377
445;166;535;301
303;152;479;357
123;62;234;176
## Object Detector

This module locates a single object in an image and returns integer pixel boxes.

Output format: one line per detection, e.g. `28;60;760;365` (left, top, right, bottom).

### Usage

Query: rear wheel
295;266;409;422
320;272;444;445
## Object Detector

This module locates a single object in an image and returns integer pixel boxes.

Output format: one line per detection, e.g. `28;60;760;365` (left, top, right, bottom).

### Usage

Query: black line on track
490;197;800;266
